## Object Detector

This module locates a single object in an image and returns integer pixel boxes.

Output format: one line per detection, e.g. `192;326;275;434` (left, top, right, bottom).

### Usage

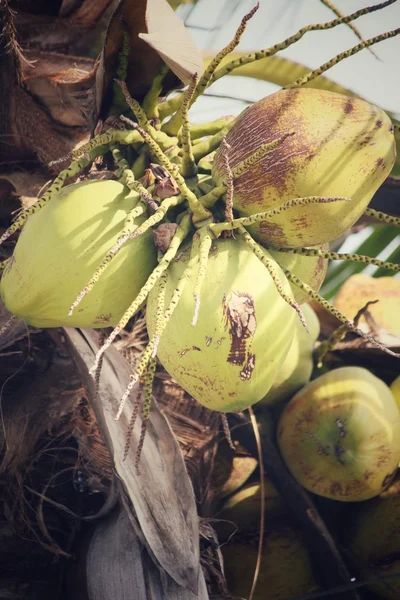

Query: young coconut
277;367;400;501
391;376;400;407
222;525;319;600
268;245;328;304
334;273;400;336
214;476;285;541
212;88;396;248
0;180;157;328
258;303;320;406
146;236;297;412
349;478;400;600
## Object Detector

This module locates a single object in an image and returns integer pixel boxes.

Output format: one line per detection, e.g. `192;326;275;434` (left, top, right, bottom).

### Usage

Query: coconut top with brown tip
212;88;396;248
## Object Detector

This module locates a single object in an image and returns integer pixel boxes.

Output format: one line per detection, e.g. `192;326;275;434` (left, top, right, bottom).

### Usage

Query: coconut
349;479;400;599
277;367;400;501
146;237;296;412
269;245;328;304
334;274;400;336
214;476;285;541
259;303;320;406
212;88;395;247
222;526;318;600
391;376;400;407
0;180;157;328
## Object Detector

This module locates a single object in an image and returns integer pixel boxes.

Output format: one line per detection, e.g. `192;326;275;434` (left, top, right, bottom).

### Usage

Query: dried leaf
22;50;97;128
86;504;209;599
62;327;201;594
139;0;203;84
0;2;90;168
10;0;114;49
96;0;201;117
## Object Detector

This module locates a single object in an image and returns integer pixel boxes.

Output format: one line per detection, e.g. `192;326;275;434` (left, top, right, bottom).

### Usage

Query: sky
178;0;400;123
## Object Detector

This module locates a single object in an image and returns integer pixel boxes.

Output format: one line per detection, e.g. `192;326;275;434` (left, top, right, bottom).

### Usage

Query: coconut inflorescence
0;1;399;466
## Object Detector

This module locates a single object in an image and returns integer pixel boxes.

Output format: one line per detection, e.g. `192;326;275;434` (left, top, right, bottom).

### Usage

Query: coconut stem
286;28;400;89
209;196;350;237
239;226;308;330
111;145;129;177
220;139;234;221
364;208;400;226
122;388;143;459
197;2;259;95
129;194;184;241
189;119;235;140
71;129;141;159
122;241;200;392
129;122;212;225
192;230;213;326
209;1;395;85
117;272;168;422
320;0;381;58
89;214;192;376
284;269;400;358
314;300;380;366
231;133;295;179
192;125;233;161
115;79;149;128
199;185;226;209
141;64;169;122
134;358;156;473
162;3;259;135
125;174;159;213
180;74;198;178
268;246;400;273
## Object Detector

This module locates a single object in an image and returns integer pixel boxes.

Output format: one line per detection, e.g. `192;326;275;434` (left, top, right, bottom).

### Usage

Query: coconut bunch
1;0;400;466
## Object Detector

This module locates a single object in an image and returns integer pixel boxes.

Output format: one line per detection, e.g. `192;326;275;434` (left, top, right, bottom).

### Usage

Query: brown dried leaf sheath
62;327;202;594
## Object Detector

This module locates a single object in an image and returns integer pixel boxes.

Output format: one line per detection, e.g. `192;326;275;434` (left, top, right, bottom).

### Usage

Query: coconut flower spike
207;1;395;85
116;240;200;406
209;196;351;237
88;214;192;376
364;208;400;227
180;73;198;178
129;122;212;225
133;357;157;473
117;272;168;422
239;226;308;332
264;246;400;273
286;28;399;89
284;269;400;358
71;129;141;160
162;2;260;135
192;229;213;326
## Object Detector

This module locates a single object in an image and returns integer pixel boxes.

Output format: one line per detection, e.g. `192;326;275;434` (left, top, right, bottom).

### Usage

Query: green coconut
391;376;400;408
222;526;318;600
146;237;296;412
259;303;320;406
0;180;157;328
212;88;395;248
269;245;328;304
214;476;285;541
349;478;400;599
277;367;400;501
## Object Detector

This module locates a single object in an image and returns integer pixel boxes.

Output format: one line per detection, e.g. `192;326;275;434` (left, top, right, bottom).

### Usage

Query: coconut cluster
0;3;399;465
